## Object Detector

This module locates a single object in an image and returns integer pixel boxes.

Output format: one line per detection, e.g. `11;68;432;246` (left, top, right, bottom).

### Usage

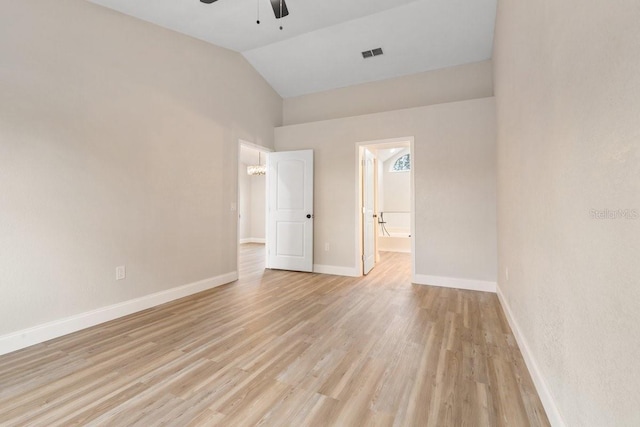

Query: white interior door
363;149;376;275
267;150;314;272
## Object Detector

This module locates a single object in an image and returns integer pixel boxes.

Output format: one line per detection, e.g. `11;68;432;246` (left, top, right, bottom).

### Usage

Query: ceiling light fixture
247;152;267;176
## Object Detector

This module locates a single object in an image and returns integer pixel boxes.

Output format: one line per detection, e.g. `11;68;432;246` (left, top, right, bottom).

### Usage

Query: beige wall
0;1;282;338
494;0;640;425
382;150;411;212
250;175;266;240
238;166;266;241
239;163;252;240
381;150;411;233
283;60;493;126
275;98;496;281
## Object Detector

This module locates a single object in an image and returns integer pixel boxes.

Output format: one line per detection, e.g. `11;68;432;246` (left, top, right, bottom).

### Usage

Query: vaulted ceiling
88;0;497;98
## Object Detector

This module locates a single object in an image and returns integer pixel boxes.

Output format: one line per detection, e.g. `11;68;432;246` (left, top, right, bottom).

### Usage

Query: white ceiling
377;146;410;163
88;0;497;98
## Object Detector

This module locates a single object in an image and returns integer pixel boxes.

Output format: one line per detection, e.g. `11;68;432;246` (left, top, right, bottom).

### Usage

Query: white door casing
363;148;376;275
267;150;314;272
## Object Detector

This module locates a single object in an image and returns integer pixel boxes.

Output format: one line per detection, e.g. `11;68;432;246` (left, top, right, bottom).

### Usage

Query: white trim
0;272;238;356
496;285;567;427
413;274;496;293
313;264;359;277
238;139;272;154
355;145;364;276
239;238;266;244
409;139;416;280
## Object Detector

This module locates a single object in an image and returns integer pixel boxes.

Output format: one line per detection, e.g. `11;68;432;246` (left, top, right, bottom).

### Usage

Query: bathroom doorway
357;137;414;276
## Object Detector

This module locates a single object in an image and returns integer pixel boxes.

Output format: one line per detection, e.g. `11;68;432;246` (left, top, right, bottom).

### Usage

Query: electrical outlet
116;266;126;281
325;243;330;252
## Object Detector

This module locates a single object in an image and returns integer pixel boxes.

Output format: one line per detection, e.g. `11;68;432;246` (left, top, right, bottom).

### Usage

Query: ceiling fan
200;0;289;19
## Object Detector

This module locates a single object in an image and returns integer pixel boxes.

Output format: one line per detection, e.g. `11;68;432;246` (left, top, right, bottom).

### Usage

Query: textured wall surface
276;98;497;281
250;175;266;239
239;167;266;241
381;151;411;231
382;150;411;212
283;61;493;125
239;163;252;240
494;0;640;425
0;0;282;336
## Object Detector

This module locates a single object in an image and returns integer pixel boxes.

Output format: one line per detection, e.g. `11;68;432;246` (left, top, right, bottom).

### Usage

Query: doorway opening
238;140;270;278
238;143;315;277
357;137;415;277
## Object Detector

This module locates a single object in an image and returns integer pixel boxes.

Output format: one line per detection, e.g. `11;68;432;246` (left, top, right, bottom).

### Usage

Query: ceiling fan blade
269;0;289;19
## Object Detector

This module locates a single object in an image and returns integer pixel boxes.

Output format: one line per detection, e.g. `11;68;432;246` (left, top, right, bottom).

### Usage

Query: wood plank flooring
0;244;549;426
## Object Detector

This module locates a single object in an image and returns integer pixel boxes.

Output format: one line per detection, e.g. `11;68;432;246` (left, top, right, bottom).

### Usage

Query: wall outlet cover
116;266;126;281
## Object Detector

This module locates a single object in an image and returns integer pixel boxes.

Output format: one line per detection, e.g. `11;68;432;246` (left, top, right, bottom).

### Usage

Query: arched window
392;153;410;172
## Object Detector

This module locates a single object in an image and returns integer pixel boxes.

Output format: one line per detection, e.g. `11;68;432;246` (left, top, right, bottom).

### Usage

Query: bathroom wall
381;149;411;233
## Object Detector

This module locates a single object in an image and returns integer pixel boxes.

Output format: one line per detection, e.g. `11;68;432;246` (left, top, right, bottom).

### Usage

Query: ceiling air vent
362;48;383;59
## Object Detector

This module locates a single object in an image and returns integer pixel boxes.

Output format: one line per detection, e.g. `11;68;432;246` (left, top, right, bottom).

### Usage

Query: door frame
355;137;415;278
362;147;377;275
237;139;272;277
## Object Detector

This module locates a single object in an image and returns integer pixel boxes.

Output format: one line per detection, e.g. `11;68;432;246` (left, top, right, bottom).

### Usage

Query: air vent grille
361;47;383;59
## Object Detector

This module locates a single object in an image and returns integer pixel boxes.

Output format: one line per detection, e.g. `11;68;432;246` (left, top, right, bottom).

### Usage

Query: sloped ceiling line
88;0;497;97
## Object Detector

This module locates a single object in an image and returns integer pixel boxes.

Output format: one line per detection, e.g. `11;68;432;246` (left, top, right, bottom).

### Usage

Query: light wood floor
0;244;549;426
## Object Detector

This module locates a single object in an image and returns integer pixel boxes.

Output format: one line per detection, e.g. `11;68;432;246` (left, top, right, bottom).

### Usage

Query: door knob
306;214;313;219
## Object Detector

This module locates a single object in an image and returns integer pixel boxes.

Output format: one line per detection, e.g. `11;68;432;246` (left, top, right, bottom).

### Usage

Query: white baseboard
0;271;238;356
413;274;496;293
313;264;360;277
378;247;412;254
496;285;566;427
239;238;265;244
